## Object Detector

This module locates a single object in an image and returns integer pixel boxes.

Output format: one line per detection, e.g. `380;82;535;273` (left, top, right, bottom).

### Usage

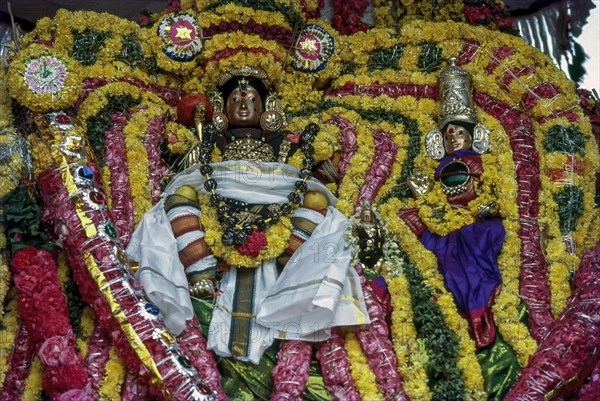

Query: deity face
226;85;263;128
443;123;473;154
360;209;374;224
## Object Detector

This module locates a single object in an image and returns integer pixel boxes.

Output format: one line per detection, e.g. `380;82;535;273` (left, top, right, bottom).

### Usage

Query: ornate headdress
425;57;490;160
208;66;287;134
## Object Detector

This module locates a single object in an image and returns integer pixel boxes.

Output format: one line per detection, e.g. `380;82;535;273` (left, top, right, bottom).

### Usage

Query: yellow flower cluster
165;121;199;155
387;275;432;401
22;358;44;401
344;331;384;401
7;43;83;112
199;194;293;268
0;293;19;387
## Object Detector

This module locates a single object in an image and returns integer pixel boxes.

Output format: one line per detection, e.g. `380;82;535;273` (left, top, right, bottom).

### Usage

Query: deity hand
407;172;433;197
475;201;500;221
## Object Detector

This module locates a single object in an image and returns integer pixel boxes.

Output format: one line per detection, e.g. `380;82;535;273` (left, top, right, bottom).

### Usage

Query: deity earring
208;90;228;134
260;92;287;132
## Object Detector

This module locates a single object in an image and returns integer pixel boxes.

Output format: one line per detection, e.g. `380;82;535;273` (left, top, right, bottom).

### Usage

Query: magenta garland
315;328;361;401
0;324;36;401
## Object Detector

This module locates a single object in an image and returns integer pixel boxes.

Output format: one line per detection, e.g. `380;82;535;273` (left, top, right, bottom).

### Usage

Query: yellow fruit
303;191;329;210
175;185;198;201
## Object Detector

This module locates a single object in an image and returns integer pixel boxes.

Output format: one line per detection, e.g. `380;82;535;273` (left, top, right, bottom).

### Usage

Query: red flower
235;230;267;257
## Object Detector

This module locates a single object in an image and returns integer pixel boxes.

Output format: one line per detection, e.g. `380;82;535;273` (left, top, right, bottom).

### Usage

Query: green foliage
554;185;584;234
543;125;586;155
418;42;443;72
117;34;159;75
368;45;404;71
63;269;86;338
340;61;361;75
70;29;111;66
2;186;52;254
403;259;466;401
86;94;141;166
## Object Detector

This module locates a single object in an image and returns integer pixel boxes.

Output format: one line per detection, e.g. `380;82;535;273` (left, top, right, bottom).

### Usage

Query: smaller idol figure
400;57;504;348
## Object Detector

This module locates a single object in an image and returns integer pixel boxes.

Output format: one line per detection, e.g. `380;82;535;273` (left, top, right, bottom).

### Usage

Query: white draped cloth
127;161;369;363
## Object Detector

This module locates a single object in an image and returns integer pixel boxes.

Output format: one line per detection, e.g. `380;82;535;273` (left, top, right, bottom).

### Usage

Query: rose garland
270;340;312;401
11;247;90;400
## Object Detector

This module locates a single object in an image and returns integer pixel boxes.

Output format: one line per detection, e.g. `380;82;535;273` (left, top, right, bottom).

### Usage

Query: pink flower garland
331;0;370;35
315;328;361;401
10;247;90;400
105;109;136;246
0;324;36;401
177;317;227;401
573;359;600;401
270;340;312;401
326;82;438;101
354;264;408;401
84;326;112;399
144;115;169;206
475;91;554;341
504;241;600;401
325;115;358;180
121;368;151;401
356;130;398;208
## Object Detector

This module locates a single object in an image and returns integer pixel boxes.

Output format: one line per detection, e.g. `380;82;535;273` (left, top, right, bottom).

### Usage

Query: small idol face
226;86;263;128
443;123;473;154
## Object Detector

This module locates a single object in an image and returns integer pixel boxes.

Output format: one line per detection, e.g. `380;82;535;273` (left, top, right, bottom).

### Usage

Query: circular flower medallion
157;12;203;62
292;24;334;72
24;55;68;94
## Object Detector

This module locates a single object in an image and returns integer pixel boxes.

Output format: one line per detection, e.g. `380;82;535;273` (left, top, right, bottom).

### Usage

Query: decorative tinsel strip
504;240;600;401
354;264;408;401
105;109;136;246
0;324;35;401
270;340;312;401
315;328;361;401
356;130;398;208
37;161;215;401
475;91;554;341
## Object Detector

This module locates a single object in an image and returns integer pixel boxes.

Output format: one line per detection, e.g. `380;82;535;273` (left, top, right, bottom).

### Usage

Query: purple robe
420;218;505;317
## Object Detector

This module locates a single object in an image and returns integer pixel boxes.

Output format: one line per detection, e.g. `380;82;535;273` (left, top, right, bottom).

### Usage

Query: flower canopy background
1;1;599;401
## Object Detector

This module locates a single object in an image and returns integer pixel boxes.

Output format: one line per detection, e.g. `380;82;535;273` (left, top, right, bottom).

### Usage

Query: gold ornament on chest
223;135;275;162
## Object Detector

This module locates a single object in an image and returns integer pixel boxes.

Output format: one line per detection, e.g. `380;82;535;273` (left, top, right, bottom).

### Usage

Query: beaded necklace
198;123;319;250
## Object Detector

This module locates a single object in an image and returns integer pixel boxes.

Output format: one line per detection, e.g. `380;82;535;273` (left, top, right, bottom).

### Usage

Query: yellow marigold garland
387;274;432;401
99;347;126;401
21;357;44;401
344;331;384;401
0;293;19;388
